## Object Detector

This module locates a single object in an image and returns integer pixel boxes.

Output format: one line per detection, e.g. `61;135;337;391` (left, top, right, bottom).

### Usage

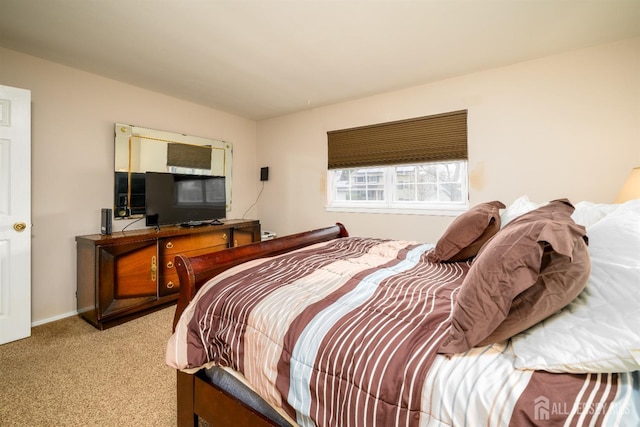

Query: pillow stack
438;199;591;354
511;199;640;373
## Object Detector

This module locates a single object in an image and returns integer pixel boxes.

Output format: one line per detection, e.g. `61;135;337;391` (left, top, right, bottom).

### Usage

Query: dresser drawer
158;243;229;296
159;271;180;296
160;231;229;255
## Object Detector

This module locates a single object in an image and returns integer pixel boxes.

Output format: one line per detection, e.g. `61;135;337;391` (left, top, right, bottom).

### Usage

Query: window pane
335;189;349;201
395;184;415;201
333;167;385;202
437;163;461;183
440;183;462;201
351;186;366;201
417;183;437;201
352;190;366;200
417;165;437;183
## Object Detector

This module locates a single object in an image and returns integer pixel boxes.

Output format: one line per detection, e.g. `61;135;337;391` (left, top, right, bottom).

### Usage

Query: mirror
114;123;232;218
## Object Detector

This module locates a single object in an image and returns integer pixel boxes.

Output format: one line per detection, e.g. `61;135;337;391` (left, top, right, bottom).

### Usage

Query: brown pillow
438;199;590;354
428;201;505;263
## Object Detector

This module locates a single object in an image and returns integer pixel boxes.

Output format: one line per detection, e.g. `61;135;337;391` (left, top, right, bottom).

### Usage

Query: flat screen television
145;172;226;227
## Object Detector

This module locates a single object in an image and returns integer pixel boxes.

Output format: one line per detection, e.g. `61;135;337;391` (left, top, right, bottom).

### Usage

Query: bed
166;197;640;426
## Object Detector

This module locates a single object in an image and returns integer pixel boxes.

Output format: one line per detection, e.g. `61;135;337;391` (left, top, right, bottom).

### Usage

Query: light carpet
0;307;177;426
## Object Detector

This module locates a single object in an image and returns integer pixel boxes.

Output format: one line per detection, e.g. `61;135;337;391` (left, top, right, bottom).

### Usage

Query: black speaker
260;167;269;181
101;208;112;235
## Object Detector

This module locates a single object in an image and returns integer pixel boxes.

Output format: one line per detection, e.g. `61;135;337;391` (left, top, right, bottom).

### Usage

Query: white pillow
571;200;620;228
512;199;640;373
500;195;539;228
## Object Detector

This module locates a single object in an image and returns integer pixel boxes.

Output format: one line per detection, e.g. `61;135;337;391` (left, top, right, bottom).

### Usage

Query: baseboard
31;310;77;327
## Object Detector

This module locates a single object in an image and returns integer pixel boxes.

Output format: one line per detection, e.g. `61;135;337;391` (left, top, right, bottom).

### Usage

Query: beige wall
1;37;639;325
0;47;259;324
256;37;640;242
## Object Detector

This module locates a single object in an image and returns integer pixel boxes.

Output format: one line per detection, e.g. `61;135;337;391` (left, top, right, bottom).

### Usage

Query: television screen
145;172;226;227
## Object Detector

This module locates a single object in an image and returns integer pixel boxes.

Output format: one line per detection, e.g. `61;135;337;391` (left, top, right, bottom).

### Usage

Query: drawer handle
166;261;174;269
222;233;227;241
234;239;238;247
151;256;157;282
166;242;174;249
166;281;175;288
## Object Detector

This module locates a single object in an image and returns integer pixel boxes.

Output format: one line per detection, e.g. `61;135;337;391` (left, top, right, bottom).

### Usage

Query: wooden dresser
76;219;260;329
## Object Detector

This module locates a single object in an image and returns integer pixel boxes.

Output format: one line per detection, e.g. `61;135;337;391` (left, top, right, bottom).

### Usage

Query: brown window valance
167;143;212;170
327;110;467;169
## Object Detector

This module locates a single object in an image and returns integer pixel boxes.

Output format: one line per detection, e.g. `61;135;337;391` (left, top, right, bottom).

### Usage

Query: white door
0;85;31;345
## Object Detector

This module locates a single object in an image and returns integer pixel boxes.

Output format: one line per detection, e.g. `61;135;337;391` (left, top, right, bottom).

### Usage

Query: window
327;161;468;214
326;110;468;215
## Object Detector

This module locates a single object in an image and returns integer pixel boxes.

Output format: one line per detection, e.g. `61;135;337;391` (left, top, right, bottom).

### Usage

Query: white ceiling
1;1;639;120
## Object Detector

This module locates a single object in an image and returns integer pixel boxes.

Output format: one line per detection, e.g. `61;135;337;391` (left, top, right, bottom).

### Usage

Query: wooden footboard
172;223;348;426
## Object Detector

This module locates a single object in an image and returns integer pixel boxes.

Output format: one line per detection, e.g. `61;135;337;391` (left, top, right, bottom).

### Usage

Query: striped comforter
167;237;639;426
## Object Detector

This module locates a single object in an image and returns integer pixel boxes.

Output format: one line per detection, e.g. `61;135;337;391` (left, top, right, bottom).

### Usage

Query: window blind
327;110;467;169
166;143;212;170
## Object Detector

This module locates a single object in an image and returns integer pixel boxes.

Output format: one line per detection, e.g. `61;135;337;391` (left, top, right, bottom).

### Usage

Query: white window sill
325;205;467;216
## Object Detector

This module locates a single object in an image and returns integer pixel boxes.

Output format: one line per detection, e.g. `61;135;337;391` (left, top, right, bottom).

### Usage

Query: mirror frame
114;123;232;218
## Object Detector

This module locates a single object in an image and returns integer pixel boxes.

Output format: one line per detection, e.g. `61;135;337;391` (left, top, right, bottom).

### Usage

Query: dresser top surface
76;218;259;244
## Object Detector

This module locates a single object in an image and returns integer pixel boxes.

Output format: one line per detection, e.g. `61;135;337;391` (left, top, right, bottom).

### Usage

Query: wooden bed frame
172;224;349;426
